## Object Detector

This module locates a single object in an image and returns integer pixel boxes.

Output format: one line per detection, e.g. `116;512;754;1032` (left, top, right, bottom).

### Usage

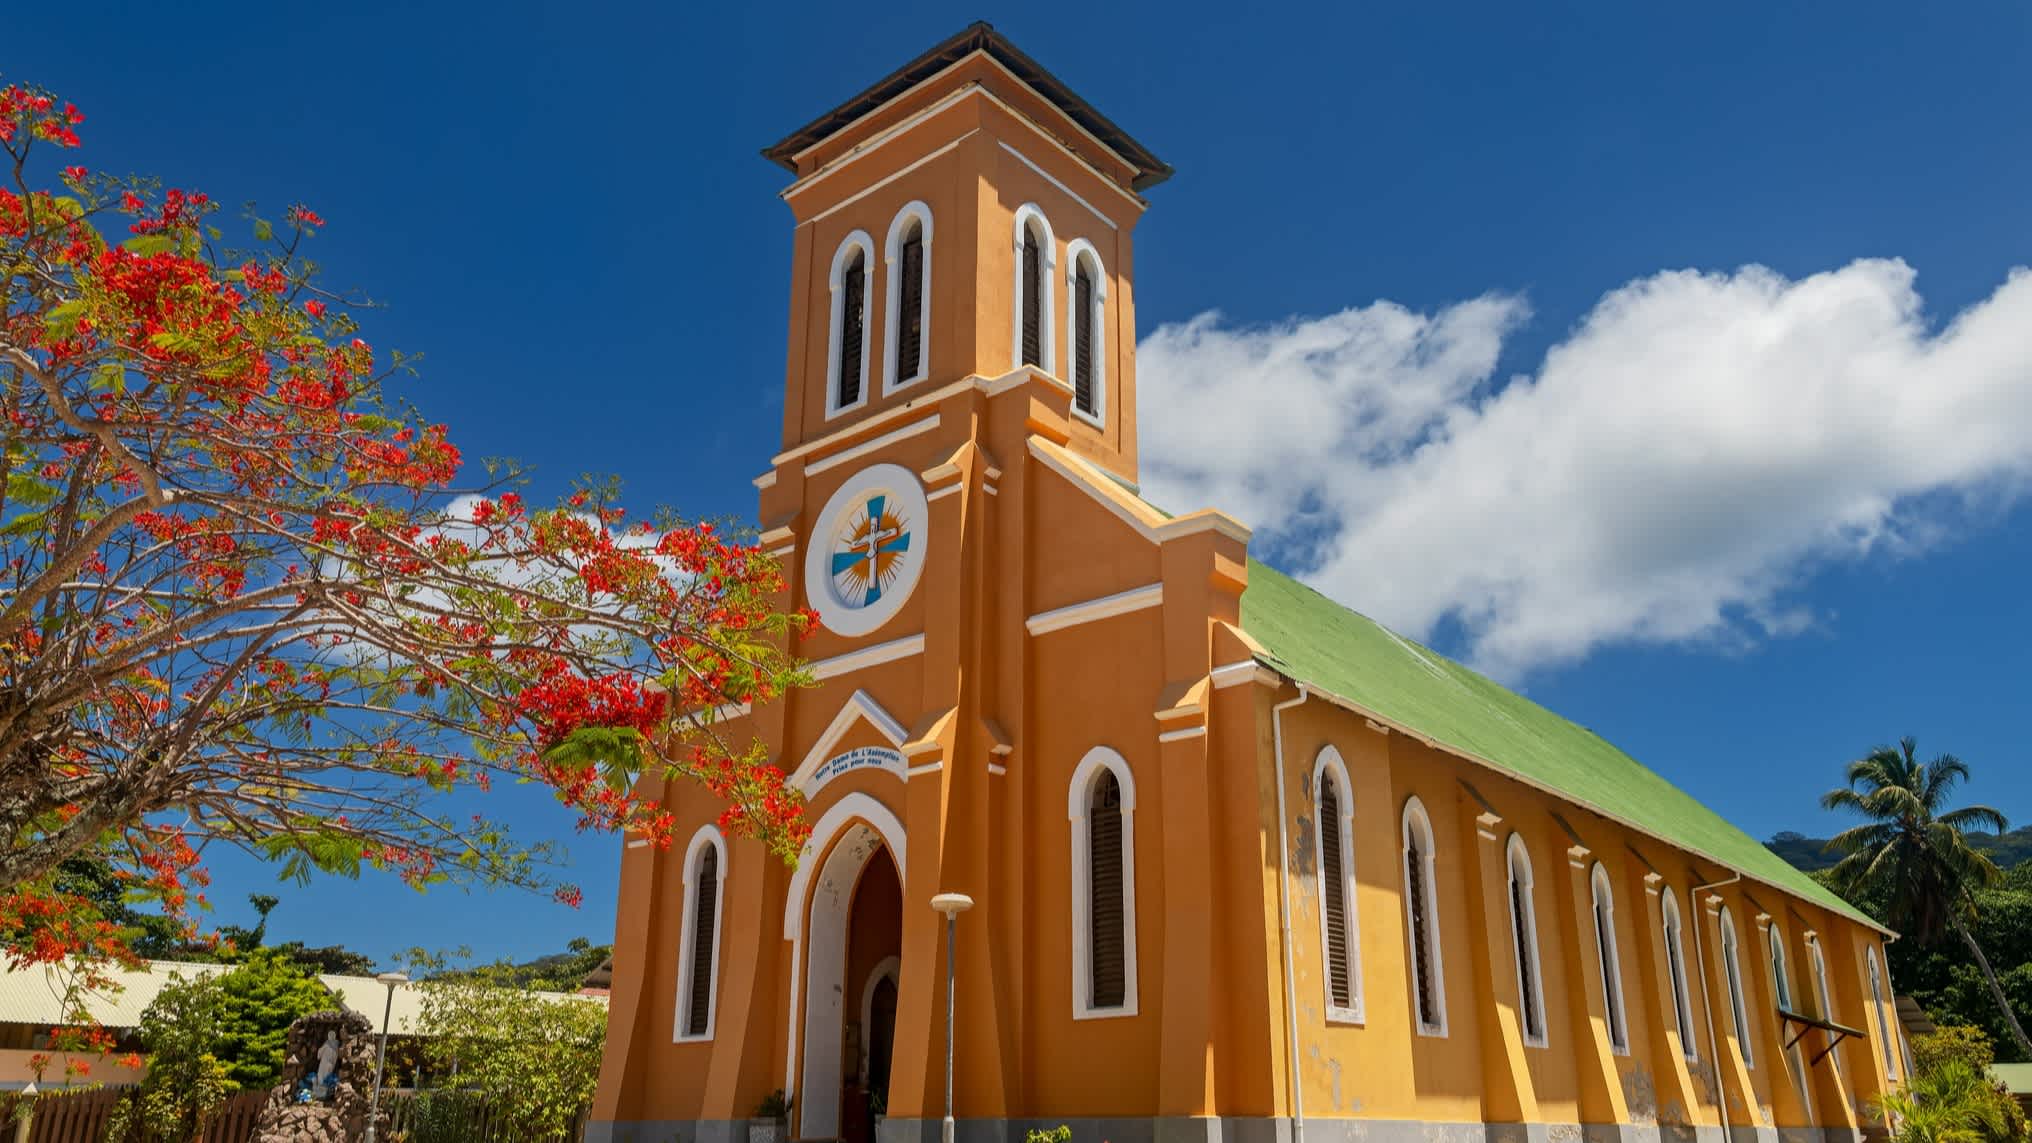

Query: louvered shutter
685;847;718;1036
1088;772;1126;1008
1073;264;1095;414
1320;777;1351;1008
1021;232;1043;368
898;230;925;381
839;254;865;406
1510;874;1539;1037
1406;837;1437;1027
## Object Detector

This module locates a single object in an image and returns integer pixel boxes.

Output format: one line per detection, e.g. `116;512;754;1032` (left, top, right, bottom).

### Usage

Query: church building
591;24;1905;1143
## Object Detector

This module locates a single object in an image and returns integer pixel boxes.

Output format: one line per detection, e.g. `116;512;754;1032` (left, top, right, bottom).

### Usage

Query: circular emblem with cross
804;463;929;637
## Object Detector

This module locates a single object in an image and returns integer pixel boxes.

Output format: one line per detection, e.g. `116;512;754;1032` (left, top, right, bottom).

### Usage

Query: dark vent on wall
840;253;866;406
1089;771;1126;1008
898;228;925;381
1320;777;1351;1008
685;846;719;1036
1073;263;1095;415
1021;231;1043;368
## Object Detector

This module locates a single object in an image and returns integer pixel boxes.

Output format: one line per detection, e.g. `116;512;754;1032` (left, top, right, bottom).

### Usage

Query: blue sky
13;1;2032;965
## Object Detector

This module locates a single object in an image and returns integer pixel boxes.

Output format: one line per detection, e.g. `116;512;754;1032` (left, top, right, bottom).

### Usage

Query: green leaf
5;474;58;507
43;299;87;329
123;233;175;256
0;510;47;537
252;217;273;242
93;363;127;394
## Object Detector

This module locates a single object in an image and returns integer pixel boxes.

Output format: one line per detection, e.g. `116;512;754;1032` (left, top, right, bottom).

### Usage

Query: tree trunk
1954;916;2032;1059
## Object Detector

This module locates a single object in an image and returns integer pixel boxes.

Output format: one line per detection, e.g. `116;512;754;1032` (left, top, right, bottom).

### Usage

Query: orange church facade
590;25;1906;1143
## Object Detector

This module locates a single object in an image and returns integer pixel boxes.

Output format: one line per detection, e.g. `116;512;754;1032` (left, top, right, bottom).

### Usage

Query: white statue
314;1030;340;1094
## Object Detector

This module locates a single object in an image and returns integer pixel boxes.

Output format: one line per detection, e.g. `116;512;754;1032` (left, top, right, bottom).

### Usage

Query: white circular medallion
804;463;929;637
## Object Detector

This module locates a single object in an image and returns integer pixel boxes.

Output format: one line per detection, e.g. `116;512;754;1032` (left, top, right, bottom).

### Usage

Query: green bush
1878;1026;2032;1143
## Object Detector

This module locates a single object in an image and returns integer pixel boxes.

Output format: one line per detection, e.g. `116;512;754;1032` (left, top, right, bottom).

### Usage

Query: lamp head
376;970;410;988
930;892;974;918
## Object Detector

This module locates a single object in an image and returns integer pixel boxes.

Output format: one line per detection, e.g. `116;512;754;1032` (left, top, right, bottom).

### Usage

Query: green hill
1766;826;2032;873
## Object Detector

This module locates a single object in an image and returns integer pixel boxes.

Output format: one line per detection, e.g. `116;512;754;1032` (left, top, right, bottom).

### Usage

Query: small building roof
0;961;604;1035
761;22;1173;191
1994;1063;2032;1095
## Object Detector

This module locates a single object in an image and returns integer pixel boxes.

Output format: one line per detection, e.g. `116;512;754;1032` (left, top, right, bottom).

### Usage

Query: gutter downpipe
1272;683;1311;1143
1691;868;1743;1143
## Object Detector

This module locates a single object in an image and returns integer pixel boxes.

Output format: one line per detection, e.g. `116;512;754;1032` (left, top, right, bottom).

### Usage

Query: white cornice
1025;583;1163;636
803;414;941;478
810;633;927;681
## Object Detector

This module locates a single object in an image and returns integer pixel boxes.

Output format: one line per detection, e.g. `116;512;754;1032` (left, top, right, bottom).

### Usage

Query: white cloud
1139;259;2032;680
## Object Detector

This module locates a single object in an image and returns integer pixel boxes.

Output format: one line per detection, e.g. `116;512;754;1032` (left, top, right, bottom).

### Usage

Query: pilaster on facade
1457;789;1541;1126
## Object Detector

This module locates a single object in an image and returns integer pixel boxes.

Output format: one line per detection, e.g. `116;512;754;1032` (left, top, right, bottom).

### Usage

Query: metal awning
1780;1007;1867;1066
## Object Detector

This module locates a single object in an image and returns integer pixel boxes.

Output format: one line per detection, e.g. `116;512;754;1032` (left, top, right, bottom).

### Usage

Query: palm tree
1823;737;2031;1057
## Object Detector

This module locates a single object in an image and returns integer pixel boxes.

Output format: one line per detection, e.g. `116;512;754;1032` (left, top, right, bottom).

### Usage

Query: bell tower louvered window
1073;263;1096;413
1507;835;1547;1047
1089;771;1126;1009
1012;205;1055;375
1069;747;1136;1018
675;827;726;1042
1021;232;1043;368
839;252;866;406
884;203;932;393
827;232;874;418
1401;798;1446;1036
897;229;925;381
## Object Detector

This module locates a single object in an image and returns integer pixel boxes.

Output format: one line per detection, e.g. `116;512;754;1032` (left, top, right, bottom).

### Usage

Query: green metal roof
1238;557;1880;930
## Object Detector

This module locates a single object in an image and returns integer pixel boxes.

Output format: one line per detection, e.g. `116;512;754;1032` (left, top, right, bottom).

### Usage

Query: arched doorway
797;823;903;1141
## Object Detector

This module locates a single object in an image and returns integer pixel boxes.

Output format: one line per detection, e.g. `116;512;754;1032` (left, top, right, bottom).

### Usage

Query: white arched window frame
1011;203;1057;375
1505;834;1549;1048
1662;888;1699;1062
1769;922;1809;1095
825;230;875;420
1312;747;1364;1024
1068;746;1138;1019
1590;863;1630;1054
674;824;728;1042
1062;237;1107;427
1720;906;1754;1068
881;202;933;395
1400;797;1448;1037
1867;944;1898;1080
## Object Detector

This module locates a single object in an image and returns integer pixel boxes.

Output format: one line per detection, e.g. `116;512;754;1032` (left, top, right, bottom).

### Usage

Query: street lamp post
930;893;974;1143
361;970;409;1143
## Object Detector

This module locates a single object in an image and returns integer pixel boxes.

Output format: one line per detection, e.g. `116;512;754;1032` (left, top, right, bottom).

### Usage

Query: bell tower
762;22;1172;485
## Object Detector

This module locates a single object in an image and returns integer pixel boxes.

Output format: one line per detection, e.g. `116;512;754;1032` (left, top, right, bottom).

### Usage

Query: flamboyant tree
0;80;813;1008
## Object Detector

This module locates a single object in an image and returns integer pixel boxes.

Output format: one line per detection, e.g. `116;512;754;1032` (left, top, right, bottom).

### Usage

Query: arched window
827;231;875;418
1506;835;1548;1047
1720;906;1753;1068
1012;204;1056;374
1867;944;1898;1080
1806;935;1833;1020
1064;239;1107;424
1770;923;1808;1093
883;202;933;394
1400;797;1447;1036
1662;888;1698;1062
1590;863;1629;1053
675;825;727;1041
1069;747;1137;1018
1313;748;1363;1022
